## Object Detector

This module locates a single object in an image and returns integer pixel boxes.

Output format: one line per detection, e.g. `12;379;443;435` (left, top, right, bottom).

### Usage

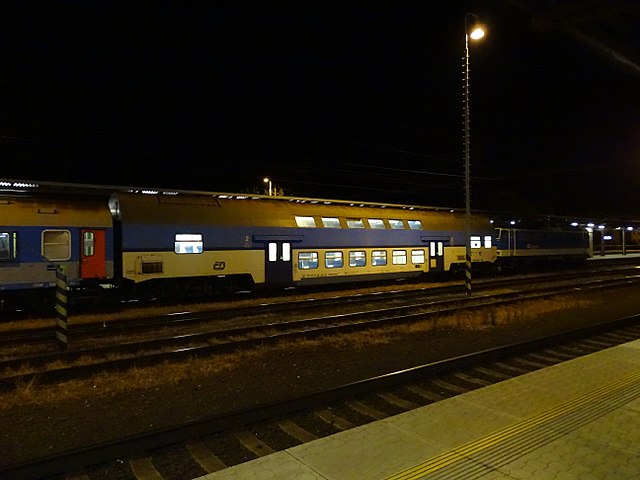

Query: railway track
2;264;638;347
4;312;640;480
1;270;639;389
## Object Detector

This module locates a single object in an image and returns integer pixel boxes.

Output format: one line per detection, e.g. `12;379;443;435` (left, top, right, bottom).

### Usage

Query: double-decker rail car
0;194;114;308
109;191;497;296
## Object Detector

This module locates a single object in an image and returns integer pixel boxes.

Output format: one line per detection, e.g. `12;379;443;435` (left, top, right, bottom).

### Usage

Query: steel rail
1;274;639;390
1;264;637;347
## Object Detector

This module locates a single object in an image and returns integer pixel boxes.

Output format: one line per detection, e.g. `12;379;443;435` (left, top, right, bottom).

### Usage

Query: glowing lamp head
469;26;485;40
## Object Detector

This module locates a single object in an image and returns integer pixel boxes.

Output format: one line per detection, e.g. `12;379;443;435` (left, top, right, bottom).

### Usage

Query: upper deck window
368;219;385;229
175;234;203;254
389;219;405;229
295;216;316;228
346;218;365;229
321;217;341;228
407;220;423;230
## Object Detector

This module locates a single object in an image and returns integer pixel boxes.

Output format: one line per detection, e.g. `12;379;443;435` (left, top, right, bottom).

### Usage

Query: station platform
196;338;640;480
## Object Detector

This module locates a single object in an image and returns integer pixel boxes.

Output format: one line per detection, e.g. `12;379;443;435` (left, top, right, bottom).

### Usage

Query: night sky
2;1;638;218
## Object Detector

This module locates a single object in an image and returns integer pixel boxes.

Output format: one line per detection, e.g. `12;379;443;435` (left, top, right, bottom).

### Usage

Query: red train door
80;229;106;279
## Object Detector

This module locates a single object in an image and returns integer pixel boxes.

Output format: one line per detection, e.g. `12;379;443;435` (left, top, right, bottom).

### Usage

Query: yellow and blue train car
109;191;497;294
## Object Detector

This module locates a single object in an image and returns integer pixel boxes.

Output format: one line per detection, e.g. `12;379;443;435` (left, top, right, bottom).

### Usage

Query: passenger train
0;181;591;309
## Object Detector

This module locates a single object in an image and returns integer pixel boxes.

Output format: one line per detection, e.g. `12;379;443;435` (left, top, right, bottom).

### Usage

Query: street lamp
463;13;486;296
263;177;272;196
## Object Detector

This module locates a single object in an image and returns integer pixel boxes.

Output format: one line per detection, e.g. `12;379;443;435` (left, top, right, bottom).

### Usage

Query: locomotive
0;180;591;309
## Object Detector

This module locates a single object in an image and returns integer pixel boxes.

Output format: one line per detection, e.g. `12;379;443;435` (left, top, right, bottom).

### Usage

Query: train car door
265;241;292;285
429;241;445;271
80;229;106;279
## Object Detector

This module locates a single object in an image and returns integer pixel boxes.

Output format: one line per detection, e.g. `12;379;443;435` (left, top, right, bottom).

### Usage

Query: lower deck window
372;250;387;266
175;234;203;254
325;251;343;268
349;251;366;267
42;229;71;261
298;252;318;269
0;233;10;260
411;249;425;264
392;250;407;265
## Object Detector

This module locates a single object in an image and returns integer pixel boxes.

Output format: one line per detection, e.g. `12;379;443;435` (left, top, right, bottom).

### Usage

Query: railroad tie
431;378;470;394
129;457;164;480
377;392;420;410
277;419;317;443
405;384;445;402
64;473;90;480
186;439;227;473
232;430;276;457
453;372;493;387
346;400;389;420
314;408;355;430
473;366;512;380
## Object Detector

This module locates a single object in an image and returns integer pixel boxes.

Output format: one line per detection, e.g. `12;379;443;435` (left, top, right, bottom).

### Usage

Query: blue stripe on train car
120;224;474;251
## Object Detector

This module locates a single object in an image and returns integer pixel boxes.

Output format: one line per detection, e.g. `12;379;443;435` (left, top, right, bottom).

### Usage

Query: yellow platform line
386;368;640;480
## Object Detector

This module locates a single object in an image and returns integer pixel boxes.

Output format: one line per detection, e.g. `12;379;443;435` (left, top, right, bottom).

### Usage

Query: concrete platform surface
195;337;640;480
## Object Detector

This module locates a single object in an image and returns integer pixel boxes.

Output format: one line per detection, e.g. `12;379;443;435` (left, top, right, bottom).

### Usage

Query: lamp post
263;177;272;196
463;13;485;296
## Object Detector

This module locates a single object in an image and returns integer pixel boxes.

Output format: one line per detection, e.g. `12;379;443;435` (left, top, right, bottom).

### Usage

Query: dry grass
0;293;596;411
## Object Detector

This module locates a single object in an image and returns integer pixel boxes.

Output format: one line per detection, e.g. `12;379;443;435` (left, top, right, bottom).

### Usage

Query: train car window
411;249;425;264
407;220;423;230
392;250;407;265
484;235;492;248
295;216;316;228
268;243;278;262
470;236;482;249
321;217;341;228
389;219;405;229
282;243;291;261
83;231;95;257
298;252;318;269
0;233;10;260
175;234;203;254
349;251;366;267
346;218;365;229
42;229;71;261
325;251;343;268
368;219;385;229
372;250;387;266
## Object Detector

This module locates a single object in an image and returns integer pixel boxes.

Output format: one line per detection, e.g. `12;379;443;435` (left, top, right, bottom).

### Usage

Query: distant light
587;223;595;228
603;235;613;241
489;219;494;224
141;190;158;195
628;227;634;231
598;225;605;229
510;220;516;225
570;222;579;227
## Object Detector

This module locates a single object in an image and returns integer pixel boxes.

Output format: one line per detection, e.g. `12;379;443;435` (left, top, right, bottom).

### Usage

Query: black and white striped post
55;266;69;350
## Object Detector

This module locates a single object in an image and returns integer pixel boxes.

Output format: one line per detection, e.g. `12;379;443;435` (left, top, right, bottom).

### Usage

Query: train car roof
2;178;638;230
